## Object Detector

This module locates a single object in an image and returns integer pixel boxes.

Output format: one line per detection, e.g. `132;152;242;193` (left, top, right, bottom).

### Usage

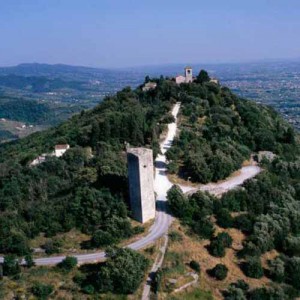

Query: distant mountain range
0;61;298;144
0;63;109;81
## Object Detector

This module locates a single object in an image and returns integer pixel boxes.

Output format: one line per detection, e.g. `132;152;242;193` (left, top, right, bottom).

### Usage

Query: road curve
0;103;181;266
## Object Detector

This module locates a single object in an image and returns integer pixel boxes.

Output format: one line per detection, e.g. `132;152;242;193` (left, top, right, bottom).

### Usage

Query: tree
208;264;228;280
167;185;188;218
93;247;149;294
91;230;117;247
209;239;225;257
3;255;20;276
57;256;78;272
25;254;35;268
285;257;300;289
268;257;285;283
223;286;246;300
242;256;263;279
217;232;233;248
216;208;233;228
189;260;201;273
192;218;215;239
196;70;210;84
233;214;253;233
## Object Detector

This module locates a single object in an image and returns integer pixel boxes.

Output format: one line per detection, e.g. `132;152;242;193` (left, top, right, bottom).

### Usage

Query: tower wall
127;148;155;223
185;67;193;83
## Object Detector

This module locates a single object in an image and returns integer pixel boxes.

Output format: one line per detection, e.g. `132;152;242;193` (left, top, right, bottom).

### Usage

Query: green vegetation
0;74;85;92
57;256;78;272
166;70;300;297
2;255;21;276
0;70;299;298
0;81;177;255
167;186;215;239
31;283;54;299
166;70;296;183
168;288;213;300
0;95;52;124
208;232;233;257
77;247;149;294
189;260;201;273
207;264;228;280
241;256;264;279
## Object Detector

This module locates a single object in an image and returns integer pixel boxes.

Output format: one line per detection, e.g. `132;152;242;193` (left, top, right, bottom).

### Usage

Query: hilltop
0;71;299;299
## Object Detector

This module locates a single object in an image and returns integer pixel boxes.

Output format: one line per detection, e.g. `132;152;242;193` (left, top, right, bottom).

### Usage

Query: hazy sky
1;0;300;68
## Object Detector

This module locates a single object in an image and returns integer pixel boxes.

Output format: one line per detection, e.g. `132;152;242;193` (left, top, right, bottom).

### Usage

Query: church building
175;66;194;84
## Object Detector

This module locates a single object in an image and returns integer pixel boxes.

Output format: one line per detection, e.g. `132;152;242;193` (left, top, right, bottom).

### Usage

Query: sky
1;0;300;68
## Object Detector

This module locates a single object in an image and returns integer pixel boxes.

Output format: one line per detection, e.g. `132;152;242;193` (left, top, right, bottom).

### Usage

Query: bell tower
185;66;193;83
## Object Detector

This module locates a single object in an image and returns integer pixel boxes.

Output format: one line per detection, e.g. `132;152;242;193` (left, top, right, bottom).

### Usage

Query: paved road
0;103;181;266
180;164;262;197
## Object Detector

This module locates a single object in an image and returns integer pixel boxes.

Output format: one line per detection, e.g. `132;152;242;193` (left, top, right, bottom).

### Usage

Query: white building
142;81;157;92
210;78;219;85
54;144;70;157
30;154;47;166
175;67;194;84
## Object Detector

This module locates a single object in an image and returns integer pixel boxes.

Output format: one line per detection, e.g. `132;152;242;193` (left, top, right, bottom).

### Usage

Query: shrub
57;256;77;272
91;230;117;247
193;218;215;239
208;264;228;280
133;226;144;235
189;260;201;273
217;232;233;248
152;268;163;294
208;232;233;257
209;239;225;257
82;284;95;295
43;239;61;255
229;280;249;291
242;256;263;279
31;283;54;299
168;161;179;174
169;231;183;242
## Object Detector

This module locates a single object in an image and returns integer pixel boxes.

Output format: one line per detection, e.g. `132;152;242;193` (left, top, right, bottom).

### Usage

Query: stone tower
127;147;155;223
185;66;193;83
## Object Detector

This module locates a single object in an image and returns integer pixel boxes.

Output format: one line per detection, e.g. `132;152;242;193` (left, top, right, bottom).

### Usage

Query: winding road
0;102;261;266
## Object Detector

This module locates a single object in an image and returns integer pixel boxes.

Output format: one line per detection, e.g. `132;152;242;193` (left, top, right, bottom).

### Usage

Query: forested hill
166;71;298;183
0;71;298;258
